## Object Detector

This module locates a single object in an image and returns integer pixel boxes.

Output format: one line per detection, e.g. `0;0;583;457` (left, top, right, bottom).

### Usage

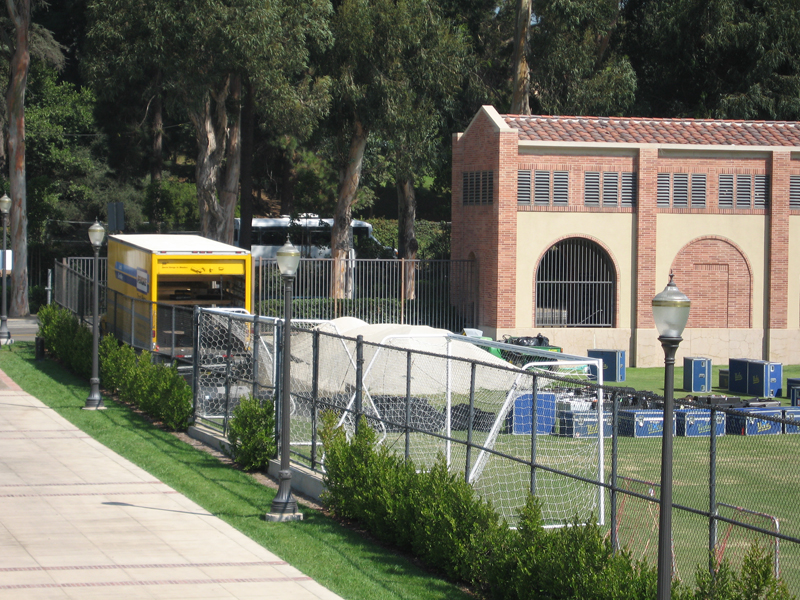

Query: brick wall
768;151;790;329
670;237;752;328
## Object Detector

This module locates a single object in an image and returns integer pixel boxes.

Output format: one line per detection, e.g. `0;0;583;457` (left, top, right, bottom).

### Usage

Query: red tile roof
503;114;800;147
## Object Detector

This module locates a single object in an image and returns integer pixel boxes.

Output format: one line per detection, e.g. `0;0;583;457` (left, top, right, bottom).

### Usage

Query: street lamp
0;193;12;345
84;220;106;410
266;236;303;521
652;272;690;600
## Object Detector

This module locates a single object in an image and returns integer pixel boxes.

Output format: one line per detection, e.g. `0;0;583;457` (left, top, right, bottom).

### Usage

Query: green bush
226;395;276;471
319;413;792;600
37;303;92;379
40;306;192;432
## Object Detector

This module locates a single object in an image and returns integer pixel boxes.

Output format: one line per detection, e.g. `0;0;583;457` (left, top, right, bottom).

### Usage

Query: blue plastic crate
746;361;782;398
728;359;749;394
587;349;626;382
683;357;711;393
619;409;676;438
513;392;556;435
725;408;782;436
555;409;612;438
783;408;800;434
675;408;725;437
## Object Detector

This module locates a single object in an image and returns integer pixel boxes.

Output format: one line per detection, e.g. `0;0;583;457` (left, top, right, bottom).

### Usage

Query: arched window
535;238;616;327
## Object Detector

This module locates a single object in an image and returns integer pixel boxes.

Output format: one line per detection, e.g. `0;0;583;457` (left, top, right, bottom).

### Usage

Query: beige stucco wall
515;212;635;330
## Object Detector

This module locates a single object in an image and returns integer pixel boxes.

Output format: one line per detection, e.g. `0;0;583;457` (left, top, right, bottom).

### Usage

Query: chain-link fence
193;308;800;590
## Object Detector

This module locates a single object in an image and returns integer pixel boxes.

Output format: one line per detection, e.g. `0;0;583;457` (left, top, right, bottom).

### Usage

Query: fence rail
255;257;477;332
192;308;800;589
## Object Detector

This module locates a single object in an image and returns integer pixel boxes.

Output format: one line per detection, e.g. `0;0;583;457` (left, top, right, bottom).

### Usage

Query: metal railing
254;257;478;332
193;308;800;590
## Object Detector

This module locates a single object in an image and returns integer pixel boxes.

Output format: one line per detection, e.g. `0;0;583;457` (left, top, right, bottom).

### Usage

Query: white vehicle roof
110;234;250;255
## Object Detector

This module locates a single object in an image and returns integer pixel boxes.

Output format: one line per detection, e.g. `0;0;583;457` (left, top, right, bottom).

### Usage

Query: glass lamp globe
652;273;691;339
276;237;300;277
88;220;105;248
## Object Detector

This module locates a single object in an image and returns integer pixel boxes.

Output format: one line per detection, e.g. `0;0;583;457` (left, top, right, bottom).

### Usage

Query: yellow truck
106;234;252;353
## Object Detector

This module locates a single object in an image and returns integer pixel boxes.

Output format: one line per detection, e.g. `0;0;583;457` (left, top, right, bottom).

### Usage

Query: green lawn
0;343;471;600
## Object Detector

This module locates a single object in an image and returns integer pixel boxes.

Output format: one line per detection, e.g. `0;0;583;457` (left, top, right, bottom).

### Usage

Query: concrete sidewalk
0;370;343;600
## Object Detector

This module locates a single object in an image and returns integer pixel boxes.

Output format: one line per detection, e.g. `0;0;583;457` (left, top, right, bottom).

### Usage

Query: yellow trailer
107;234;252;351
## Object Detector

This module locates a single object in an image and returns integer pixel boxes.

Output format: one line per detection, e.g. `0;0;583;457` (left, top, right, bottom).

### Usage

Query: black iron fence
192;308;800;590
254;257;478;332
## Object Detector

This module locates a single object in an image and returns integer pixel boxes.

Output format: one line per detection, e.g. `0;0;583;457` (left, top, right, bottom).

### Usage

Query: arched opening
535;238;616;327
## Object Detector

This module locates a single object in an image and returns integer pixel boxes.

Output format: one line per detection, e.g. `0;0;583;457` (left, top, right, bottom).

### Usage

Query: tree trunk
331;118;367;299
150;78;163;233
218;74;241;246
239;78;255;250
188;75;240;244
279;144;297;217
397;175;417;300
511;0;531;115
6;0;30;317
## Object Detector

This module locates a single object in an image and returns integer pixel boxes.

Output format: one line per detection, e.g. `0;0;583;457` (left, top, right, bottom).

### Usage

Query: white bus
233;215;392;259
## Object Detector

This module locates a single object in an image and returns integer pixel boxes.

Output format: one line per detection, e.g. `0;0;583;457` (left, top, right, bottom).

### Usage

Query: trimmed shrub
226;395;276;471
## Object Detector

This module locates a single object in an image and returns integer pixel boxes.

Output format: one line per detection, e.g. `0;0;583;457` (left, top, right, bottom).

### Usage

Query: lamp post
84;220;106;410
266;237;303;521
652;273;690;600
0;193;12;345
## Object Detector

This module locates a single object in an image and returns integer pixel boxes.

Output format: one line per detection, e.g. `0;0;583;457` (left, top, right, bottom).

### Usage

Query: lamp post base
265;469;303;522
0;337;13;346
84;378;105;410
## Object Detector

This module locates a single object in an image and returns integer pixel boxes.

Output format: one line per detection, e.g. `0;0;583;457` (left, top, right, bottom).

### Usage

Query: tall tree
511;0;532;114
528;0;636;116
327;0;467;297
6;0;31;316
87;0;332;243
622;0;800;119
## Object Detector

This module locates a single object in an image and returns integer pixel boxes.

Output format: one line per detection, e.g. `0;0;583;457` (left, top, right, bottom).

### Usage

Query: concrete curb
187;424;326;503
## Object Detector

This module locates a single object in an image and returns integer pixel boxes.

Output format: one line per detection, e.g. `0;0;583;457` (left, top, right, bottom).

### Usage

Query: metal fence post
405;350;412;461
311;329;320;470
223;313;234;436
252;317;260;400
355;335;364;434
709;404;718;578
611;390;620;553
275;320;283;450
465;362;476;483
191;307;200;418
530;374;538;496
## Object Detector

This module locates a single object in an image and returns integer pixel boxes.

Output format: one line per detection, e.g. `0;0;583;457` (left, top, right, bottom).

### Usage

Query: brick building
451;106;800;367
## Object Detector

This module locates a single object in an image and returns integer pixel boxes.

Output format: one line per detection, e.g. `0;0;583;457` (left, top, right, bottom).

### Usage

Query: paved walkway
0;370;343;599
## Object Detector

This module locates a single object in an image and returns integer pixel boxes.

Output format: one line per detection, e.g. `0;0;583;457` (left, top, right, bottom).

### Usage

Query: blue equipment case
725;408;782;436
619;409;676;438
675;408;725;437
587;349;626;382
683;357;712;393
783;407;800;434
746;361;782;398
728;359;749;394
786;377;800;401
513;392;556;435
554;409;612;438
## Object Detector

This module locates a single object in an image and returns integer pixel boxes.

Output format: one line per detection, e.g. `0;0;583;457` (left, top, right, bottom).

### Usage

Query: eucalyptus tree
87;0;332;243
327;0;468;297
3;0;62;315
528;0;636;116
622;0;800;120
